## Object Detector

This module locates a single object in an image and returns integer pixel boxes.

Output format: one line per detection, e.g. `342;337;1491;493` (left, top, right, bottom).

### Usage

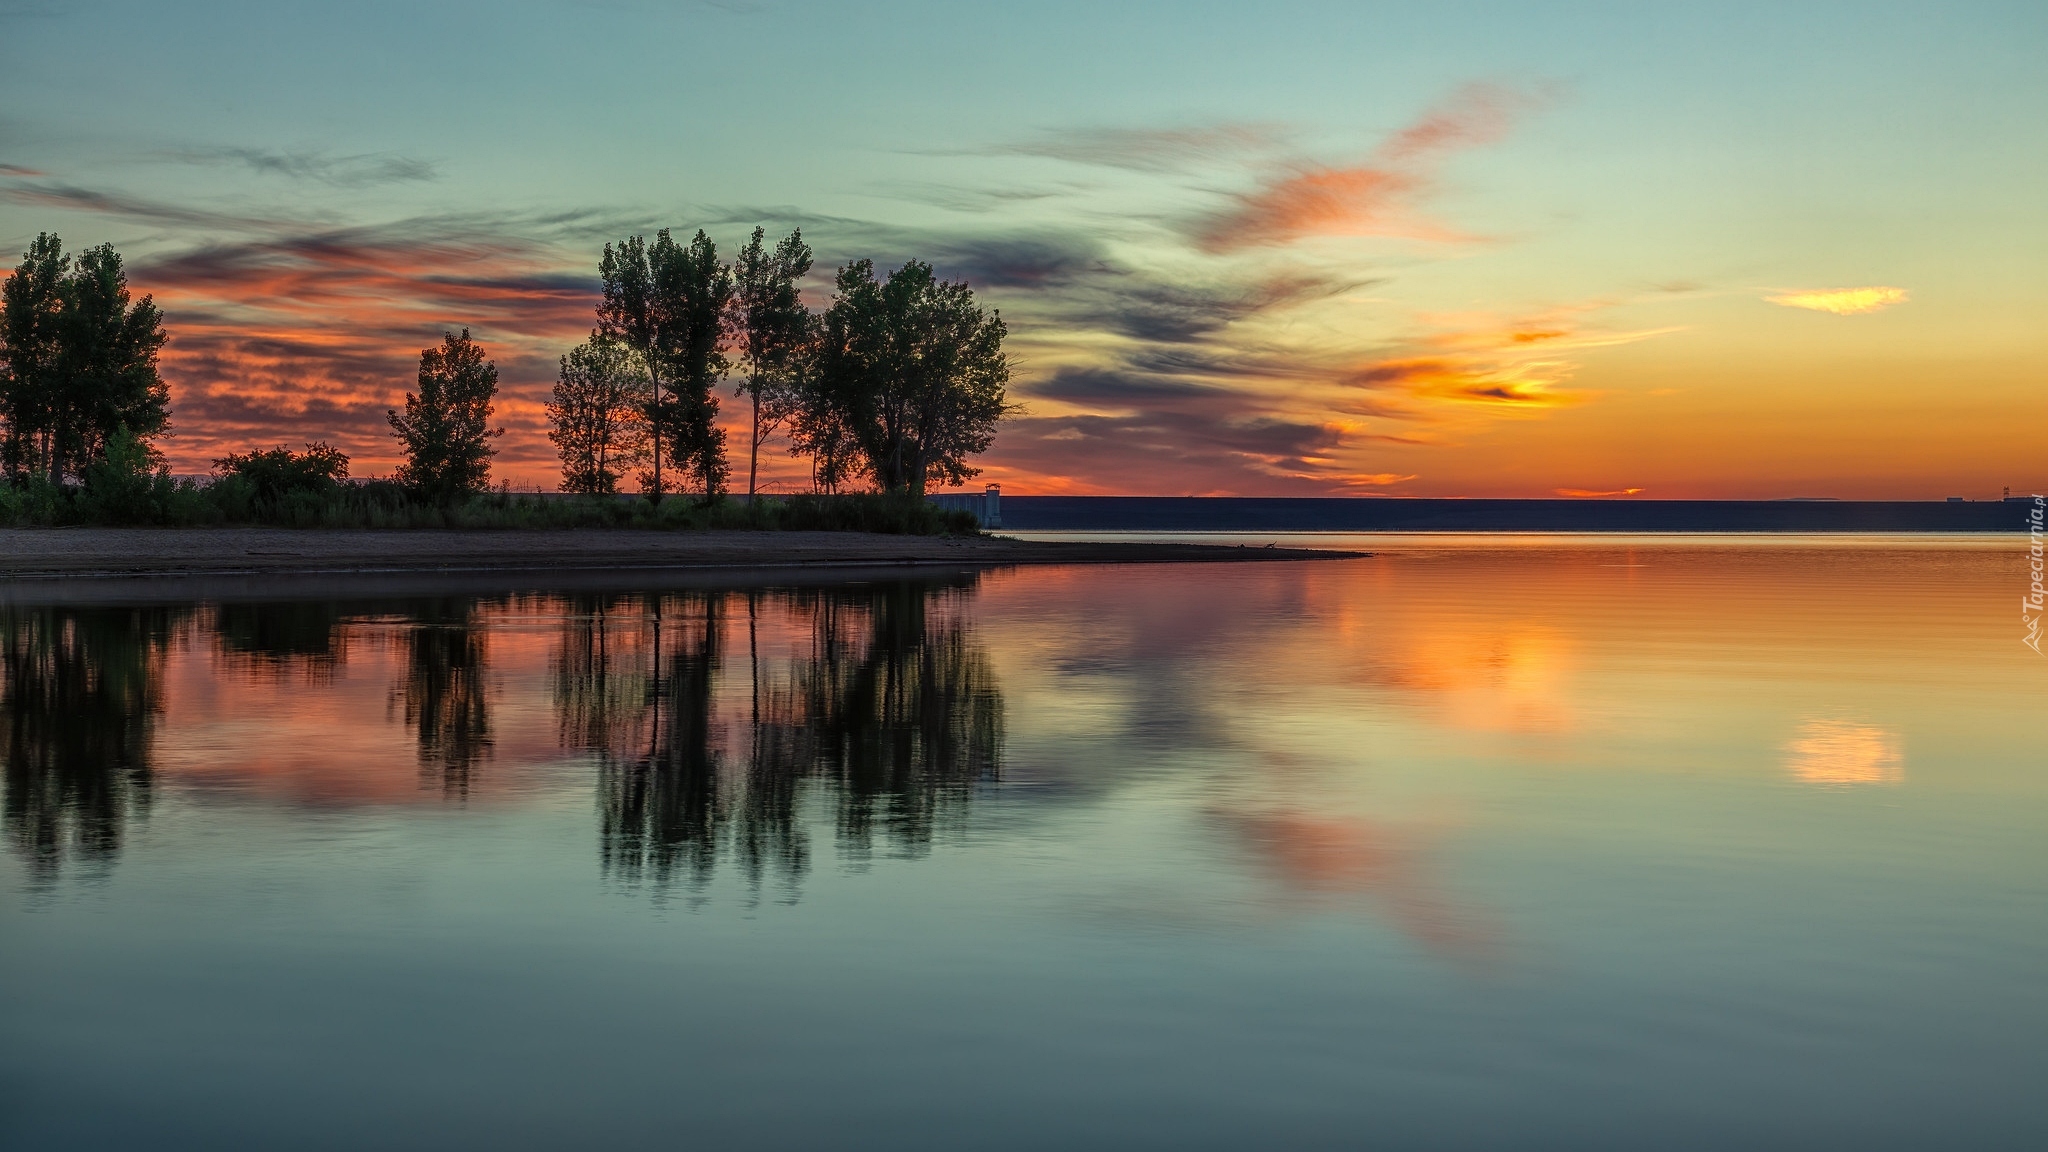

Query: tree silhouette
732;227;814;497
599;230;733;500
804;260;1009;495
0;234;168;484
547;333;650;494
387;329;501;506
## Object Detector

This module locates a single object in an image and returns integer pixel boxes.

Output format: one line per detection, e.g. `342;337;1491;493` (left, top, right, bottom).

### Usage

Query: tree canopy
0;234;169;484
732;227;813;497
598;229;733;499
805;260;1010;495
387;329;501;505
548;333;650;495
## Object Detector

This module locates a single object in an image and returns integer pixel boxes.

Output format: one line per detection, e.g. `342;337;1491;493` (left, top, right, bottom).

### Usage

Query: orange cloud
1337;472;1420;489
1556;487;1643;498
1765;286;1909;315
1342;308;1676;416
1195;82;1535;253
137;232;595;478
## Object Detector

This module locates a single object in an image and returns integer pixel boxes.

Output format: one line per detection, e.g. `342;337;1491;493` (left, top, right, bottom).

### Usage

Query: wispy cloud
1556;487;1643;498
0;162;45;177
0;181;294;230
985;122;1289;174
170;147;440;187
1193;83;1542;253
1765;286;1909;315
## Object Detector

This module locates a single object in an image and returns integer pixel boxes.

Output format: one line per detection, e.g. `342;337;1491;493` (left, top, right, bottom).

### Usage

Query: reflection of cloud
1194;83;1538;253
1218;808;1497;961
1765;286;1909;315
1785;720;1903;785
1343;624;1579;736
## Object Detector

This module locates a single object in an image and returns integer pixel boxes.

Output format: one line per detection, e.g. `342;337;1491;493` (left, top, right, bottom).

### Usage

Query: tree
802;260;1010;495
387;329;501;505
598;229;733;500
732;227;813;497
0;234;64;483
548;333;650;495
60;244;171;479
0;235;168;484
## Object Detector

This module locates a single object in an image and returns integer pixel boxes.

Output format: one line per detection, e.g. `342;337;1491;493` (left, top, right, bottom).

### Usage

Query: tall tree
58;244;170;480
548;333;650;495
0;234;65;482
598;229;734;500
731;227;813;497
387;329;501;505
804;260;1010;495
0;235;168;484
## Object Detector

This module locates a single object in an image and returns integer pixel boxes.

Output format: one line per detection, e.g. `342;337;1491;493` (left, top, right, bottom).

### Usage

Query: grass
0;478;983;536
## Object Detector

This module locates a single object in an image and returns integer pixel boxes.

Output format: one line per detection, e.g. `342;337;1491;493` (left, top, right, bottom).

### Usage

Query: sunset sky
2;0;2041;497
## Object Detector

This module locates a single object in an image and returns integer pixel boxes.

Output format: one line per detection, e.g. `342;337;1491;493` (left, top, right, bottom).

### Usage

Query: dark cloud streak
170;147;440;187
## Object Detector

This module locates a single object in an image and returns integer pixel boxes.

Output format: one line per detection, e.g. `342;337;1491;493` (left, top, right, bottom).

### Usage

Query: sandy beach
0;527;1355;580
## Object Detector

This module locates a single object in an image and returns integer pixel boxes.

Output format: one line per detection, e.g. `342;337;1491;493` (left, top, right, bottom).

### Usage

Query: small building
928;484;1001;529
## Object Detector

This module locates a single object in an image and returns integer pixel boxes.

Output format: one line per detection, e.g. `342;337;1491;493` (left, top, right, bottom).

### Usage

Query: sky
1;0;2043;498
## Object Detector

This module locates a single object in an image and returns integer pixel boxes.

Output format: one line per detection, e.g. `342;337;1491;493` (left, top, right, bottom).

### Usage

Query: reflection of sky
1;2;2041;497
102;538;2038;953
5;544;2046;1145
1786;719;1905;786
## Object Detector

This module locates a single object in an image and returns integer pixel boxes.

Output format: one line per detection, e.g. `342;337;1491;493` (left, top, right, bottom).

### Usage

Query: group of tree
548;226;1012;500
2;224;1012;516
0;234;169;487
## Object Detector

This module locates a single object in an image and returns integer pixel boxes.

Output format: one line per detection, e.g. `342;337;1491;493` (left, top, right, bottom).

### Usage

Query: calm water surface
3;538;2043;1149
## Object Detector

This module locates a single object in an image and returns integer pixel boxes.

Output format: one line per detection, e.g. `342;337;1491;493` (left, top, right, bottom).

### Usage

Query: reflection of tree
559;579;1003;899
1;606;181;882
785;582;1004;859
551;595;649;755
599;595;726;891
395;602;491;797
213;601;347;680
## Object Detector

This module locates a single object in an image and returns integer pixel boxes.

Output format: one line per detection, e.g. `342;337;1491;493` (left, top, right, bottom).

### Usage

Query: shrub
78;426;186;525
213;443;351;526
0;474;70;526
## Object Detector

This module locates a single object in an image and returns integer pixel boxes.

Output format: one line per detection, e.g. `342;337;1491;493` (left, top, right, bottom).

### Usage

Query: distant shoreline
989;496;2037;533
0;527;1360;582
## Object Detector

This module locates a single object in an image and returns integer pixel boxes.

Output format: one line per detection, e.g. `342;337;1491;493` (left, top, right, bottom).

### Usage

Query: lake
3;536;2042;1149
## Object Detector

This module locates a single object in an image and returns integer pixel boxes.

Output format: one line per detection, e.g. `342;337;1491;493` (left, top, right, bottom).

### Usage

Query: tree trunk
747;384;760;498
647;372;664;504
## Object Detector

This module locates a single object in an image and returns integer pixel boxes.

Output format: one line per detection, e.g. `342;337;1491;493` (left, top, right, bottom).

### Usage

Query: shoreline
0;527;1360;581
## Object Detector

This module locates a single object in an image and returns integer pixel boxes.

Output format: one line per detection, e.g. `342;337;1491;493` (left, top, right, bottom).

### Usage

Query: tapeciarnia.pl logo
2025;495;2045;655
